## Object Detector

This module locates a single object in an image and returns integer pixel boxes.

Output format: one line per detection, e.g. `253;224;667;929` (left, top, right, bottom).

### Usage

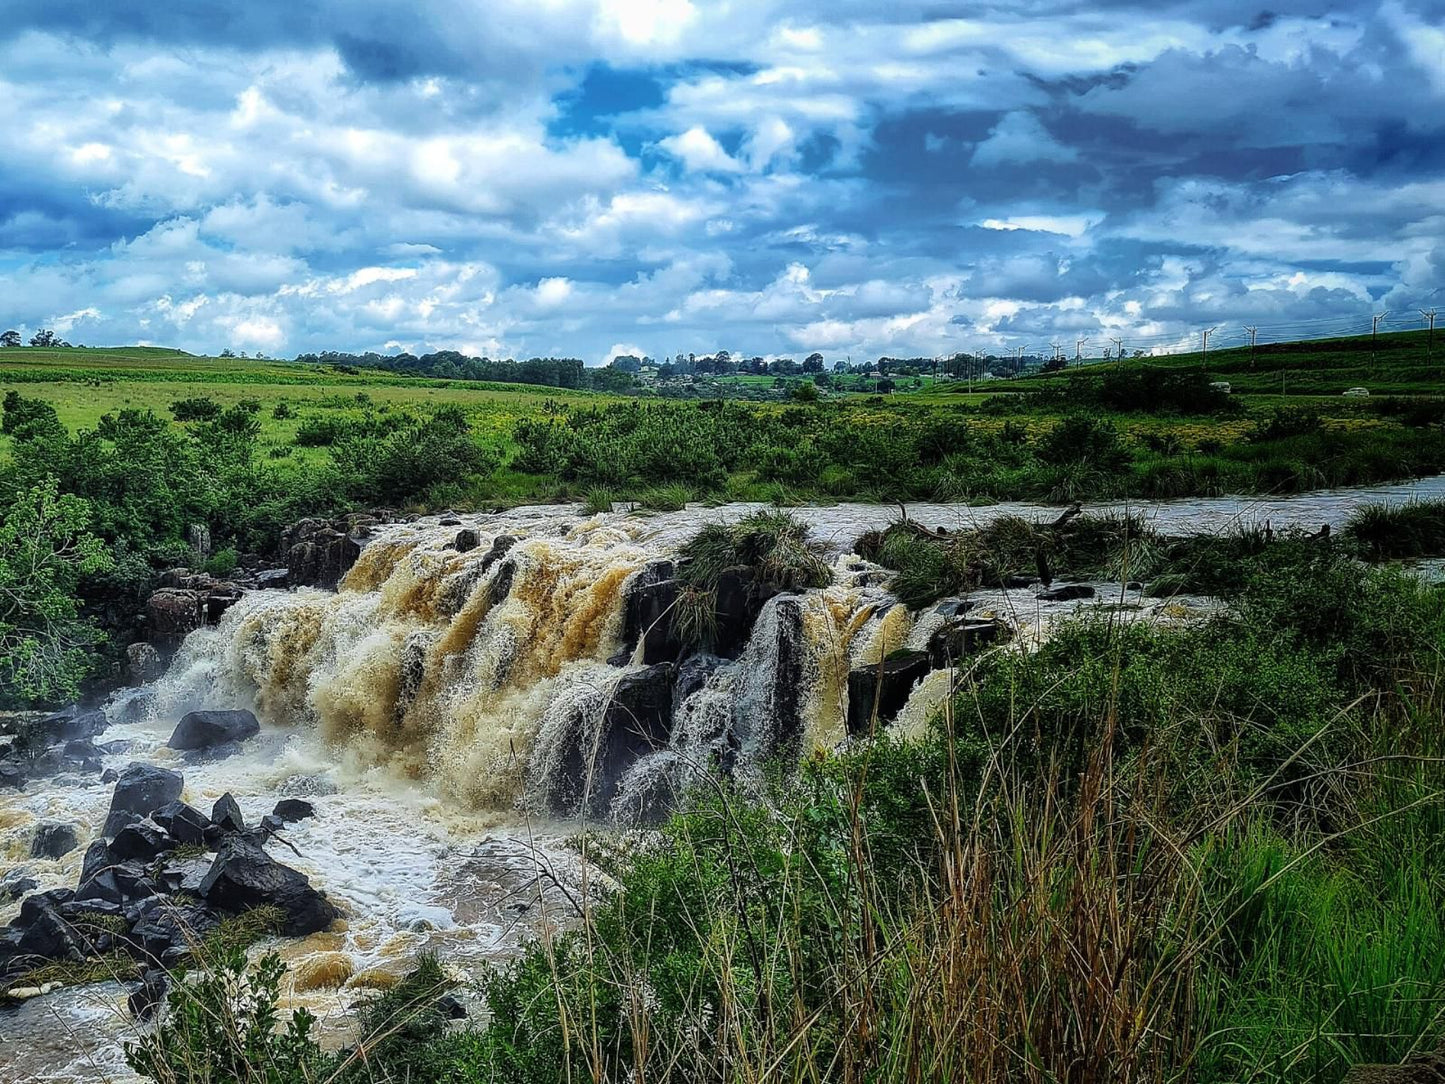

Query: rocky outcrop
167;709;260;752
146;588;207;644
125;642;165;685
1037;583;1096;602
2;770;334;987
281;512;395;589
621;562;683;664
552;663;676;817
847;651;933;735
927;617;1009;667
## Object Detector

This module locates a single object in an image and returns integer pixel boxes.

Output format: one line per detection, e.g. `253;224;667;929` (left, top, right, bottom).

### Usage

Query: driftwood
894;502;952;540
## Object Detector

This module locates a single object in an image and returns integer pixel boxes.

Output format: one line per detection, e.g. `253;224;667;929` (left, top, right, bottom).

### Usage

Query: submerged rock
272;799;315;823
1037;583;1096;602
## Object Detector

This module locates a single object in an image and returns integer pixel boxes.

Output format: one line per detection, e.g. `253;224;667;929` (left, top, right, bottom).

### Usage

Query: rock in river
167;709;260;752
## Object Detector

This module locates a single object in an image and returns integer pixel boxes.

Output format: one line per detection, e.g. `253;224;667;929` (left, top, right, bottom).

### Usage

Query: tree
803;352;825;373
0;330;20;348
29;329;58;348
792;381;820;402
0;479;114;707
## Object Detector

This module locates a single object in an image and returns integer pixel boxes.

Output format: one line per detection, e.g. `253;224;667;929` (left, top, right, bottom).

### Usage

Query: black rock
151;800;212;847
199;836;337;936
126;904;219;968
14;892;88;962
932;599;975;618
100;768;119;784
128;968;170;1021
847;651;933;735
76;860;157;908
260;813;284;835
41;707;109;743
80;839;111;883
212;793;245;833
453;528;481;553
272;799;315;823
0;760;25;789
1003;574;1040;590
438;516;462;527
110;822;175;863
1037;584;1096;602
2;874;38;902
255;568;290;590
436;993;468;1019
167;709;260;751
103;764;184;836
621;563;684;664
551;662;676;817
927;618;1007;668
30;822;79;859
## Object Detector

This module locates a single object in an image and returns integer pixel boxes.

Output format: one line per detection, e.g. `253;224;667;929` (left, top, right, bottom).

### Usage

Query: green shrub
203;547;239;576
168;396;222;422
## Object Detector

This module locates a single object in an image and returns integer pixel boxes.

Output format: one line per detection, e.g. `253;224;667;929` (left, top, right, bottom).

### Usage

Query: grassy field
0;345;614;466
1006;328;1444;398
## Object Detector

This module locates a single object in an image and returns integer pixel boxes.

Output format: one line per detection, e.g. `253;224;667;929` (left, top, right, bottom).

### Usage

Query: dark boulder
103;764;184;836
1037;584;1096;602
76;860;159;908
80;839;111;883
13;891;88;963
40;707;108;743
2;873;39;901
283;519;366;590
713;568;785;659
126;905;219;968
847;651;933;735
212;793;245;833
551;663;675;817
199;836;337;936
110;822;175;863
128;968;170;1021
927;618;1008;667
30;822;79;860
0;760;25;789
151;801;214;847
255;568;290;590
453;528;481;553
622;564;683;664
167;709;260;751
272;799;315;823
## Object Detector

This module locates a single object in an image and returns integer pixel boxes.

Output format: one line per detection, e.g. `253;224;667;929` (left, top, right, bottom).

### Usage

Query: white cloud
659;126;742;173
971;112;1078;167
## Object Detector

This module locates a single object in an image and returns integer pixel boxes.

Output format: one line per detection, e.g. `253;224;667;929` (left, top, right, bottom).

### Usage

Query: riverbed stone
847;651;933;735
30;823;79;860
200;836;337;936
103;764;184;836
167;709;260;751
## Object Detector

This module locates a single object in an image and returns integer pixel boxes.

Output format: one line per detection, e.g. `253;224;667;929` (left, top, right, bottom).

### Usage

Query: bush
169;396;222;422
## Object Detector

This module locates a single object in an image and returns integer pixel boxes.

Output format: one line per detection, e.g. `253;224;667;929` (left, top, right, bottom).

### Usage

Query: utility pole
1015;345;1026;376
1075;337;1088;364
1050;341;1062;367
1201;326;1218;371
1370;311;1388;371
1244;325;1258;369
1423;309;1438;364
1110;336;1123;369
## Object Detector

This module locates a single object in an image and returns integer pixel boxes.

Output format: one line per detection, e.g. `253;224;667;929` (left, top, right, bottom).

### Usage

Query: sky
0;2;1442;365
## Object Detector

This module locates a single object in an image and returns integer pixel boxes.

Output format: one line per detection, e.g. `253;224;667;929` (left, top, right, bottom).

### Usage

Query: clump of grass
581;486;616;516
202;904;287;957
1345;498;1445;559
679;510;831;592
636;482;692;512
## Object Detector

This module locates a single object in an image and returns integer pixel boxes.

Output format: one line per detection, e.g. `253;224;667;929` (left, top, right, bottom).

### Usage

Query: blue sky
0;1;1441;363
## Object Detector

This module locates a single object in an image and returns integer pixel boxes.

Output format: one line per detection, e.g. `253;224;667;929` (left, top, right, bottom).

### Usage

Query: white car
1342;387;1370;397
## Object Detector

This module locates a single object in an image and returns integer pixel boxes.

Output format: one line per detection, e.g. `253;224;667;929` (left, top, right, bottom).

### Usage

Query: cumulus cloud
0;2;1437;360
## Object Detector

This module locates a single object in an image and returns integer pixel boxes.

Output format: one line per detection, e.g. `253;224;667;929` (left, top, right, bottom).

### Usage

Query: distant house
637;365;659;383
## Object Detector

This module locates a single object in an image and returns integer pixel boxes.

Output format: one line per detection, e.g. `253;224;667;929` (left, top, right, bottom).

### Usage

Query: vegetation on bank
118;542;1445;1083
